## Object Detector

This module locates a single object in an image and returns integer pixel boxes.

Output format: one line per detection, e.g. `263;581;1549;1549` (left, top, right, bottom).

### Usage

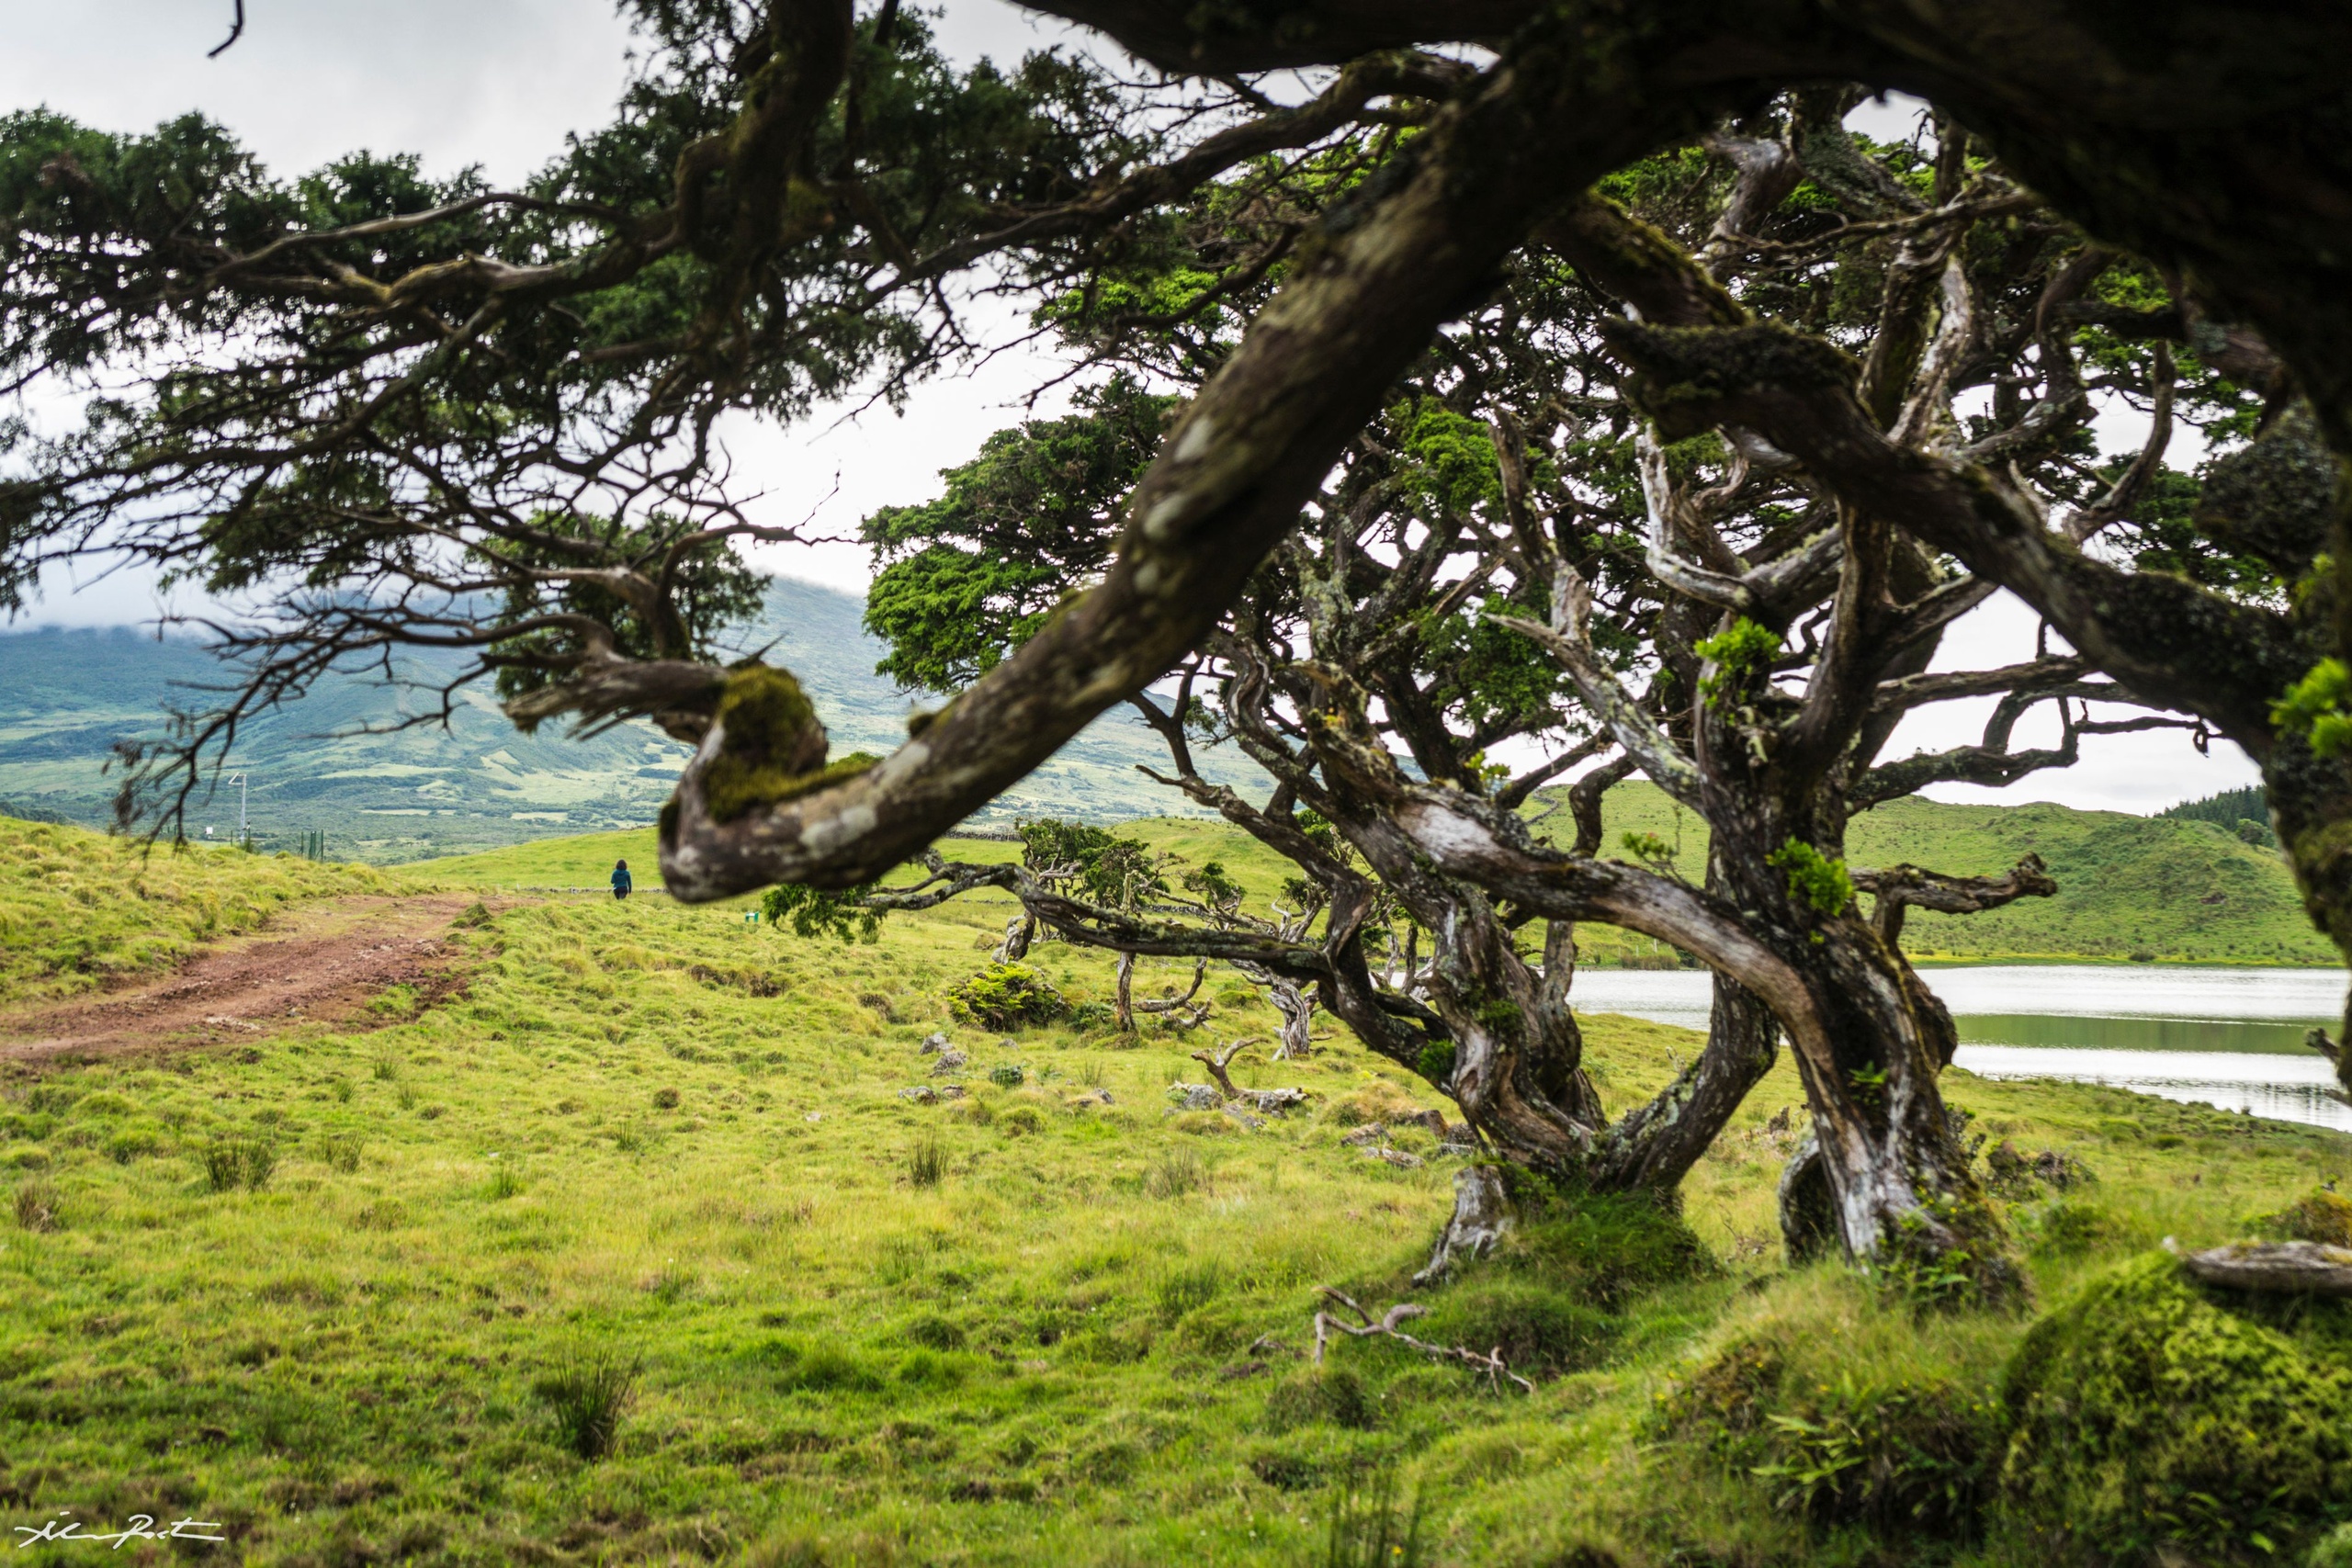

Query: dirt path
0;894;484;1066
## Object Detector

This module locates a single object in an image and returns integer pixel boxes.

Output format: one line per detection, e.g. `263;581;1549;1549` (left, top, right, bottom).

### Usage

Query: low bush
1999;1252;2352;1562
944;964;1068;1030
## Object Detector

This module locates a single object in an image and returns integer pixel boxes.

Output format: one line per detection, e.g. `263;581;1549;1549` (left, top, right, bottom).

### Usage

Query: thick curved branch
1851;853;2055;942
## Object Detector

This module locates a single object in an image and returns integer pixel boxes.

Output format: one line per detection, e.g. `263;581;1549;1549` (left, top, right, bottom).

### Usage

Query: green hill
1570;782;2332;965
0;580;1263;862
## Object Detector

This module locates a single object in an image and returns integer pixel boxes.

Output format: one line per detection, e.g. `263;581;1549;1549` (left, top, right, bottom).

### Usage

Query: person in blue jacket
611;859;633;900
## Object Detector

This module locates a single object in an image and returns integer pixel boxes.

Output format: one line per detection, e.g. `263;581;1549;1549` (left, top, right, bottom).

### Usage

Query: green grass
0;820;386;1003
1568;782;2335;965
6;816;2349;1564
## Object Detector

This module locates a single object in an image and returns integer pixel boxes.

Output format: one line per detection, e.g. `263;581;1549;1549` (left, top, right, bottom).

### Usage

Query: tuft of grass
1143;1145;1208;1199
908;1134;945;1190
532;1346;641;1461
200;1137;277;1192
316;1134;366;1174
484;1161;525;1200
1323;1466;1430;1568
14;1180;60;1232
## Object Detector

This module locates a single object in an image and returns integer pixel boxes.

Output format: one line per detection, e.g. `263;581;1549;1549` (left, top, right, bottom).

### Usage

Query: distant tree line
2159;785;2275;847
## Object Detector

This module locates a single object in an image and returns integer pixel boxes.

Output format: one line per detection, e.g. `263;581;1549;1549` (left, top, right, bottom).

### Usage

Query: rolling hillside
0;579;1262;862
1577;782;2333;964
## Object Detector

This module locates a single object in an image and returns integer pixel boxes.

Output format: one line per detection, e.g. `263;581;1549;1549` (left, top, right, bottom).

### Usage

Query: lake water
1570;964;2352;1133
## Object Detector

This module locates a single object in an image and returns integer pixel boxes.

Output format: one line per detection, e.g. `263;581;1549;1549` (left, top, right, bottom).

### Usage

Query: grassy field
6;817;2351;1565
0;822;387;1004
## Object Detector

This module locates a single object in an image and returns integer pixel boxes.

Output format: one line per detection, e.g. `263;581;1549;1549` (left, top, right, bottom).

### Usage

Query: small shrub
15;1180;60;1233
533;1346;641;1460
451;900;492;928
317;1134;366;1174
988;1064;1024;1088
201;1137;277;1192
1070;1001;1115;1031
1266;1369;1377;1432
651;1087;682;1110
944;964;1069;1031
998;1106;1043;1137
484;1162;525;1200
1999;1252;2352;1562
908;1134;944;1189
1143;1145;1208;1199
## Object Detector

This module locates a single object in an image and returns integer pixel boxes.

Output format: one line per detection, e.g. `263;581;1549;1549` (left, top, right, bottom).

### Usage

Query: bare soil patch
0;894;484;1066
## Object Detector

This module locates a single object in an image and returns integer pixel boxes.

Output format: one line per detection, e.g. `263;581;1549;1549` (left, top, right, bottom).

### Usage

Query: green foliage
762;880;883;943
1620;831;1678;874
862;376;1176;691
533;1347;641;1461
1768;839;1856;918
944;963;1069;1030
2274;659;2352;759
1414;1041;1456;1089
1694;617;1782;702
1015;817;1167;909
1999;1253;2352;1561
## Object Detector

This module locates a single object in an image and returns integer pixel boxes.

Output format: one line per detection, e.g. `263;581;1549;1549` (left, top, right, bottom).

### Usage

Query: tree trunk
1266;976;1316;1059
1114;949;1136;1033
996;914;1036;963
1750;911;2014;1296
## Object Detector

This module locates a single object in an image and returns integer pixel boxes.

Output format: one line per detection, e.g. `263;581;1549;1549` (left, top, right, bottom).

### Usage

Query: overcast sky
0;1;2260;814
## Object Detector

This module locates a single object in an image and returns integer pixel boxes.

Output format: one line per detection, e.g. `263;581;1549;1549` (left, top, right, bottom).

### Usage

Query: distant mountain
0;578;1263;863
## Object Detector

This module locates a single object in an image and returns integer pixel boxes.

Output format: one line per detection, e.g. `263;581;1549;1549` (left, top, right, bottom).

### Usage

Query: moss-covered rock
1998;1252;2352;1562
2268;1186;2352;1247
